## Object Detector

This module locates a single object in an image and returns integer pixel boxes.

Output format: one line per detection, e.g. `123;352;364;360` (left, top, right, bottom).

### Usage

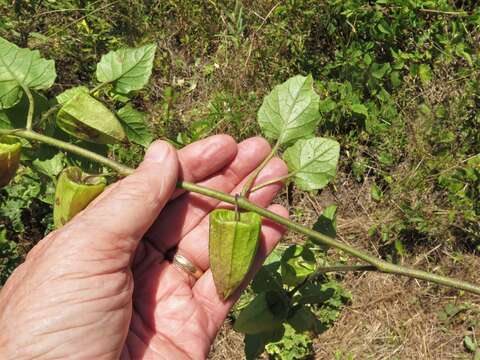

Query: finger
175;157;288;271
173;134;237;199
145;137;271;252
85;134;237;208
66;141;178;256
193;204;288;338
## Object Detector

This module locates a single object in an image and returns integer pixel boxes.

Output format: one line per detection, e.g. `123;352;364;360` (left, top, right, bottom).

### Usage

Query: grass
1;0;479;358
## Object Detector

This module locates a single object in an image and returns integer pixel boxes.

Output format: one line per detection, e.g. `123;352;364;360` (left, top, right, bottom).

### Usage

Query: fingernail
144;141;174;163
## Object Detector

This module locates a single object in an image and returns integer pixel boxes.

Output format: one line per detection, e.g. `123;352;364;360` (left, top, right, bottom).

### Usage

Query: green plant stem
314;264;377;274
90;82;109;95
2;128;480;296
250;173;293;193
34;103;62;128
24;87;35;131
240;140;280;197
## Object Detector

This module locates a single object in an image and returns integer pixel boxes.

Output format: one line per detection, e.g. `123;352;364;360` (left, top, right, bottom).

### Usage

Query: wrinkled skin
0;135;288;360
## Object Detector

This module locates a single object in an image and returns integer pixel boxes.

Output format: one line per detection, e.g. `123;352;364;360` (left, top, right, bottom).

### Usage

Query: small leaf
96;44;156;94
257;75;320;145
418;64;432;85
464;336;477;352
371;183;383;201
117;104;153;148
283;137;340;191
280;245;316;286
312;204;337;239
32;152;65;179
56;86;89;104
351;103;368;117
0;37;56;109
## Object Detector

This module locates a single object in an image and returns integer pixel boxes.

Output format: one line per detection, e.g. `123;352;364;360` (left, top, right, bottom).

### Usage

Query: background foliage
1;0;479;358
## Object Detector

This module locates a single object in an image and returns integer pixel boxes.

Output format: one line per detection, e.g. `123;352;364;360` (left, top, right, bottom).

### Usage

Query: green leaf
0;37;56;109
280;245;316;286
252;262;283;293
418;64;432;85
56;86;89;104
464;336;477;352
283;137;340;191
312;204;337;239
257;75;320;145
1;91;51;129
117;104;153;148
351;103;368;117
287;306;317;332
32;152;65;179
244;326;285;360
371;183;383;201
96;44;156;94
234;291;289;334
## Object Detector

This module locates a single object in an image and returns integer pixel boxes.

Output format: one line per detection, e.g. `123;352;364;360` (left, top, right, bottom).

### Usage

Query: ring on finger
172;253;203;280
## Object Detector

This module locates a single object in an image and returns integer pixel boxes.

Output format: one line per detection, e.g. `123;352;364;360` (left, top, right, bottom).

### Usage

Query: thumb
68;140;179;254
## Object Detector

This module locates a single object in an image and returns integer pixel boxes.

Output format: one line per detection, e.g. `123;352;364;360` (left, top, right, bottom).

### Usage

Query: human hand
0;135;288;360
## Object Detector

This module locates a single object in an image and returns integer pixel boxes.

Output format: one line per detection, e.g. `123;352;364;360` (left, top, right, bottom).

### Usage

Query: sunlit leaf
283;137;340;191
96;44;156;94
257;75;320;145
56;86;89;104
117;104;153;148
0;37;56;109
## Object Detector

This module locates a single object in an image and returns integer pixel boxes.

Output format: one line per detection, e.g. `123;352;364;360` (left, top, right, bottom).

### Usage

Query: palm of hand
0;136;287;360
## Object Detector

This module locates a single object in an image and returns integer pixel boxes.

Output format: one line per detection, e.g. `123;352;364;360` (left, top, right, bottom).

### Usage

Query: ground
1;1;479;359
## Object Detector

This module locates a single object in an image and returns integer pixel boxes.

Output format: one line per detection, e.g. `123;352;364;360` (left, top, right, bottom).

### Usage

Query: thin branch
240;140;280;196
1;128;480;296
23;87;35;131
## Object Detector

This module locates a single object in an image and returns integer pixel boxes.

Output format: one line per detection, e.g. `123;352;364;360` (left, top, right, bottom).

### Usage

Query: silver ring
172;254;203;280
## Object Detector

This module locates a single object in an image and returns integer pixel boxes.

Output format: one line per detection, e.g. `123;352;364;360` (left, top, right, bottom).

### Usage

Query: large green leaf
283;137;340;191
117;104;153;148
95;44;156;94
257;75;320;145
0;37;56;109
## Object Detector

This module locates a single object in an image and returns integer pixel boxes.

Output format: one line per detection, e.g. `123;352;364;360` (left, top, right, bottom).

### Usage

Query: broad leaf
283;137;340;191
56;86;89;104
96;44;156;94
257;75;320;145
0;37;56;109
117;104;153;147
0;91;51;129
312;204;337;239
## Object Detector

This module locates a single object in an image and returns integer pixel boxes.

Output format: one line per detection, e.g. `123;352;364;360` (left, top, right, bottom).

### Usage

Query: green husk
0;136;21;188
56;92;126;144
209;209;262;300
53;167;106;228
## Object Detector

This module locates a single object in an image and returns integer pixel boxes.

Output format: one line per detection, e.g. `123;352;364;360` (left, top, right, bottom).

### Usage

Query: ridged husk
209;209;262;300
53;167;106;228
0;136;21;188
